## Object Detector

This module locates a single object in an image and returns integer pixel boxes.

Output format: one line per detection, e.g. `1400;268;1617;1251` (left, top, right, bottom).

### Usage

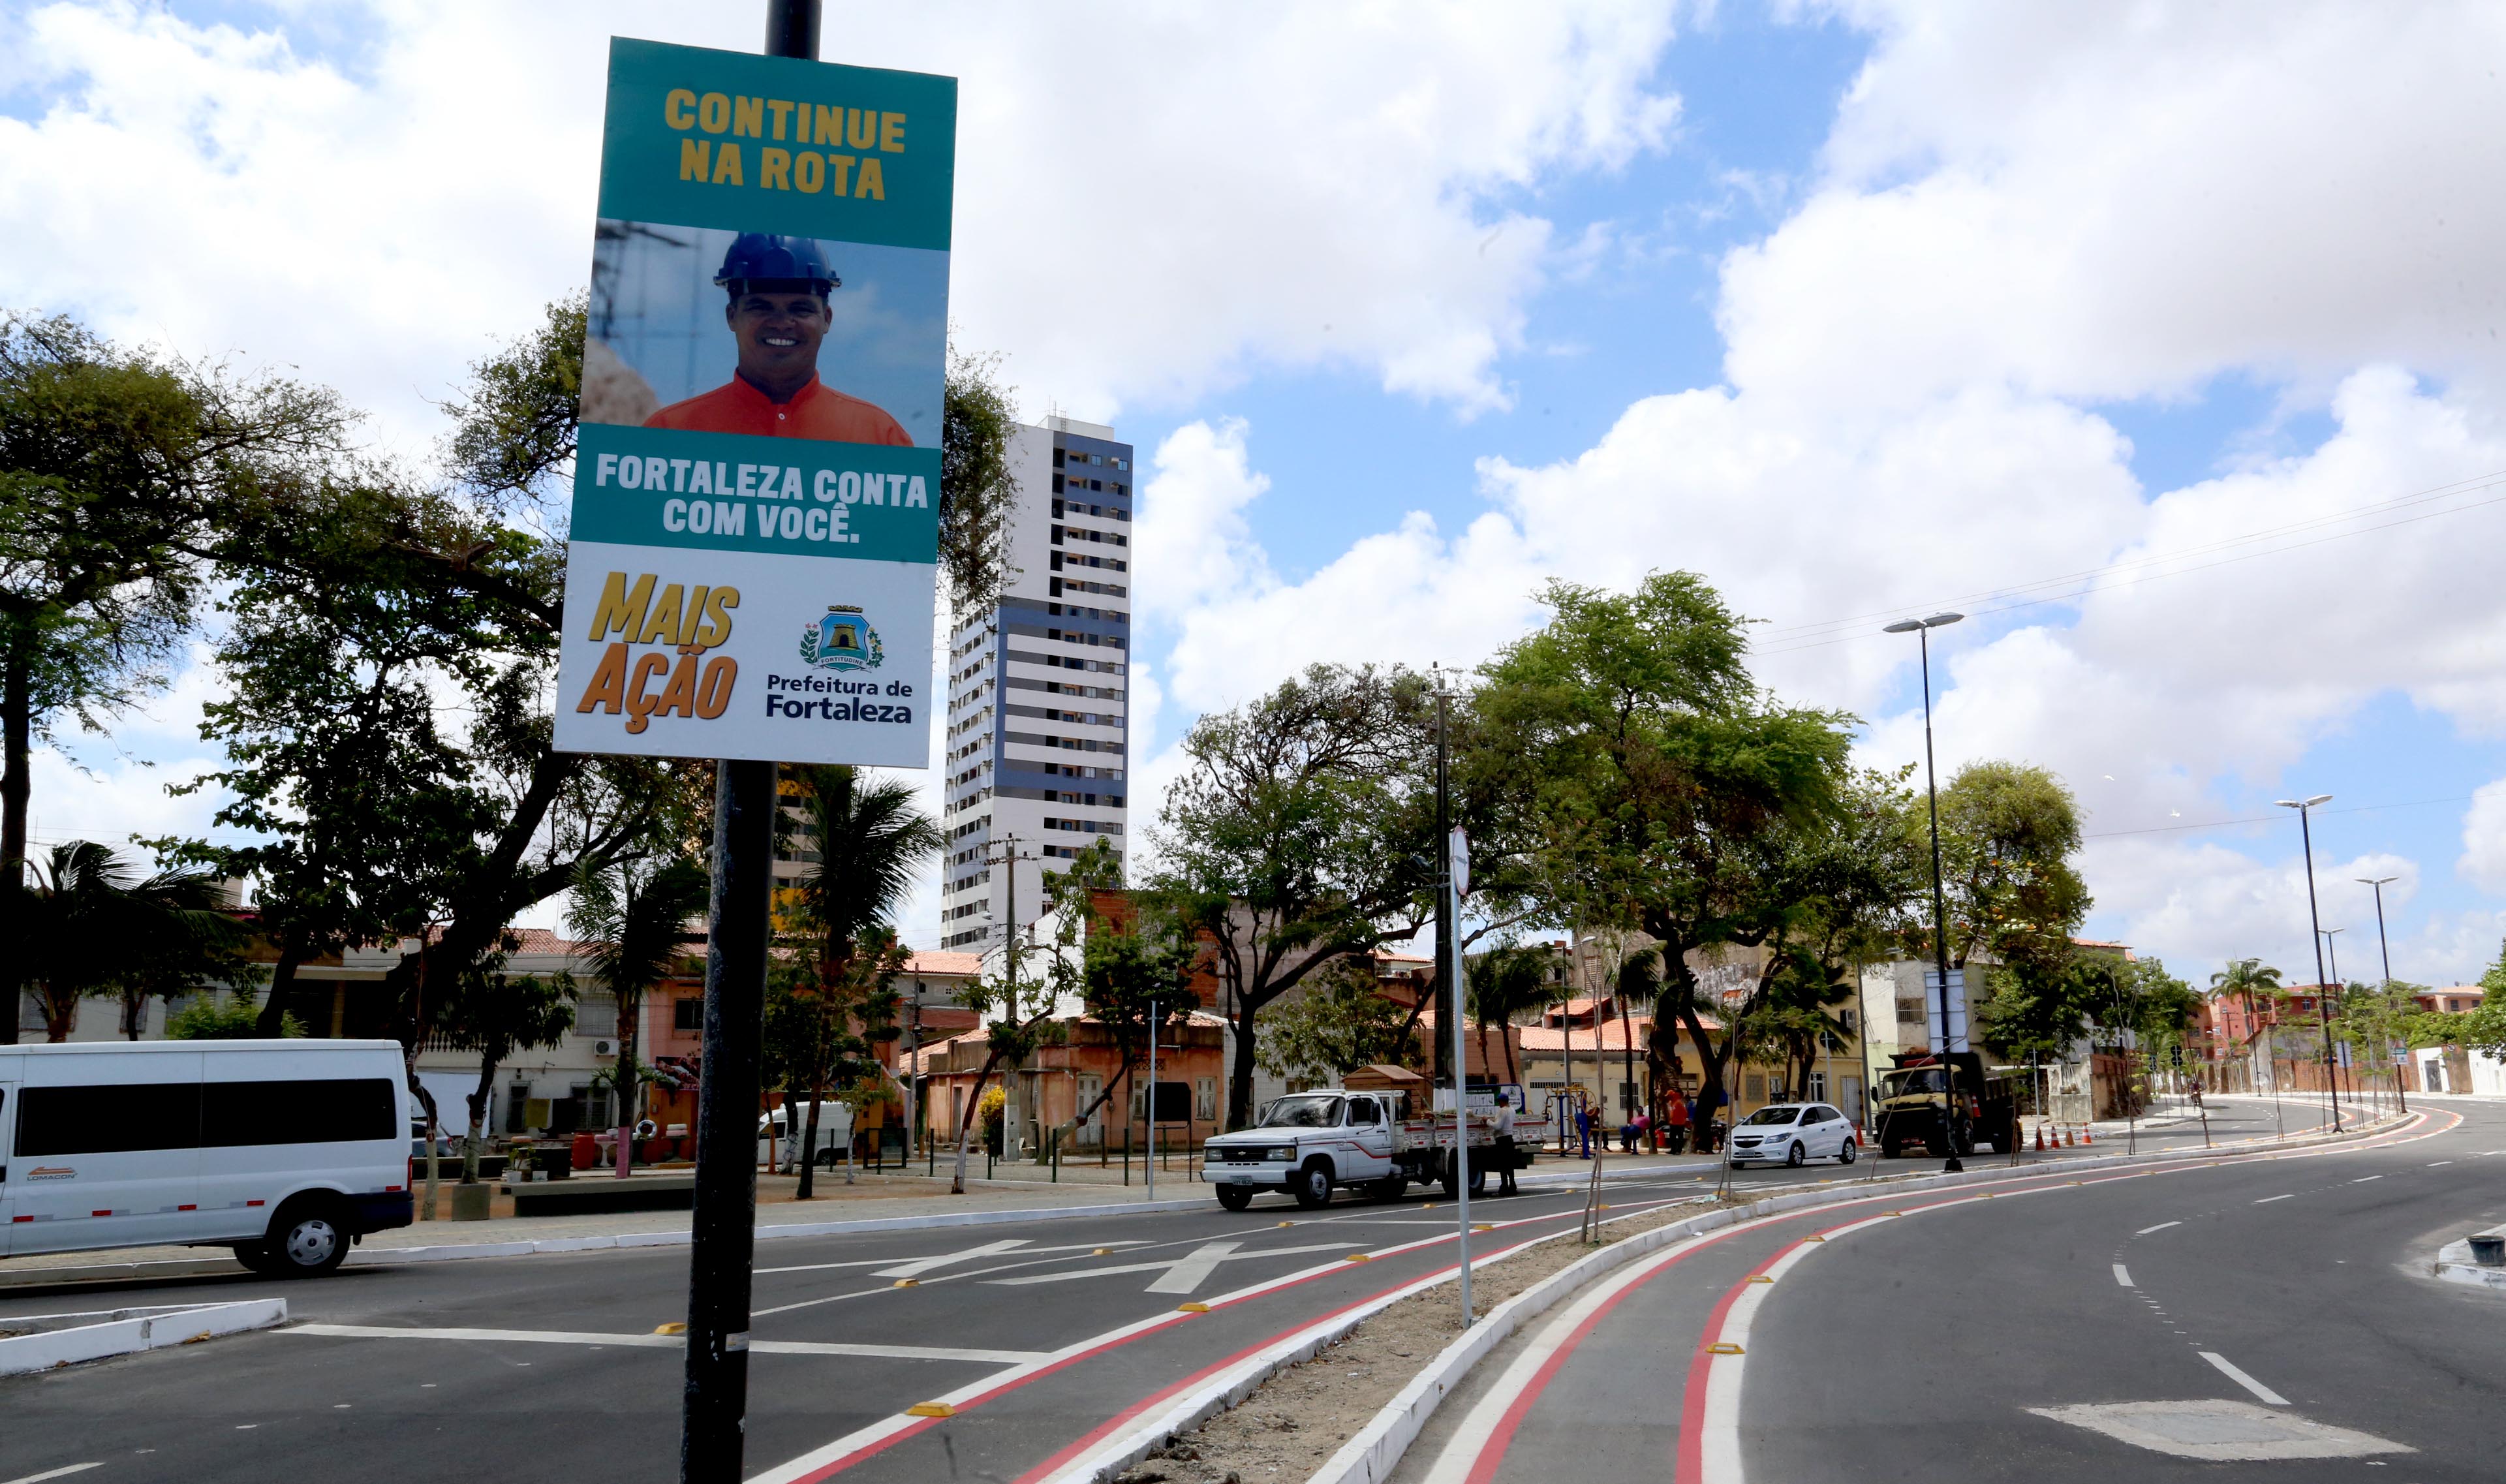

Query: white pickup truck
1202;1089;1528;1211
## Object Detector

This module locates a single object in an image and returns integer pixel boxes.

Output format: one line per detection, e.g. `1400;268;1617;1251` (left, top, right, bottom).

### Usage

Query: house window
674;998;704;1031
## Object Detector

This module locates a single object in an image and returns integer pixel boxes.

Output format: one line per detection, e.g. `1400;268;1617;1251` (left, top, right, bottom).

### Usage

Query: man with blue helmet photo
642;232;913;446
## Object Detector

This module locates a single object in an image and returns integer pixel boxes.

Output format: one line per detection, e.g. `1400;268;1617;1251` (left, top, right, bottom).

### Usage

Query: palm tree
568;856;709;1177
2210;958;2285;1094
1467;943;1554;1088
20;842;240;1041
780;764;942;1196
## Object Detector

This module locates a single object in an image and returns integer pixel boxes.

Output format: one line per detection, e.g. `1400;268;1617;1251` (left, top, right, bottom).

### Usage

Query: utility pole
2321;927;2348;1115
1146;996;1159;1203
982;831;1029;1156
681;12;822;1477
2276;796;2341;1134
2359;875;2407;1117
1884;611;1966;1172
1434;666;1473;1327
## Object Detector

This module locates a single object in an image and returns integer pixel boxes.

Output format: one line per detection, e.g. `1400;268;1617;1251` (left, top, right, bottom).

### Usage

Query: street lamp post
2319;927;2352;1113
2274;796;2341;1134
1884;611;1966;1172
2358;875;2407;1115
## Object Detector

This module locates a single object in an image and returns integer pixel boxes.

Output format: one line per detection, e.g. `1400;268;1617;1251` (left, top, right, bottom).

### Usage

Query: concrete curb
2432;1225;2506;1290
0;1297;287;1375
1303;1109;2413;1484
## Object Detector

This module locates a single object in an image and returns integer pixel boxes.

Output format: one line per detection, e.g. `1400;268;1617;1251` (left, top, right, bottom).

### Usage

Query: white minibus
0;1039;414;1277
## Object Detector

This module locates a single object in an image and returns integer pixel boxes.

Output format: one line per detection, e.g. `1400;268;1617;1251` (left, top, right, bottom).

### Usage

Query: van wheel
1292;1161;1333;1209
1215;1184;1255;1211
256;1199;350;1277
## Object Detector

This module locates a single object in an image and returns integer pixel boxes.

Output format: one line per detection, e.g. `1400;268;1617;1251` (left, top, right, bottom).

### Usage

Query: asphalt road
1394;1096;2502;1484
0;1095;2349;1484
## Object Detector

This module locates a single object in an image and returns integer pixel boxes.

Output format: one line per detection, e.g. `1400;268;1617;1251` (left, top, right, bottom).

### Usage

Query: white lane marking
1145;1241;1243;1295
2254;1194;2295;1203
2426;1161;2452;1167
872;1239;1032;1279
2137;1222;2182;1235
2351;1175;2383;1183
2112;1264;2135;1287
284;1323;1040;1365
1696;1211;1900;1484
2201;1351;2290;1406
4;1466;104;1484
985;1240;1357;1294
1416;1233;1710;1484
752;1258;889;1276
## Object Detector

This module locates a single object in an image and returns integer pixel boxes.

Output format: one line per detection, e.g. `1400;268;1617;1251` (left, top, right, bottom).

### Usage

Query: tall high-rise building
937;416;1136;952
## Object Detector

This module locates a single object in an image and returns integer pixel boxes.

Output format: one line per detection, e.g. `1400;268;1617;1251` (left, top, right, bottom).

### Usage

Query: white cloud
2463;780;2506;895
0;1;1686;441
1732;1;2506;410
1113;4;2506;980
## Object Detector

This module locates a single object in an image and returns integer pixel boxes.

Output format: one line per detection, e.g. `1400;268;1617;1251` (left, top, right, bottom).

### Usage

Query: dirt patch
1114;1194;1734;1484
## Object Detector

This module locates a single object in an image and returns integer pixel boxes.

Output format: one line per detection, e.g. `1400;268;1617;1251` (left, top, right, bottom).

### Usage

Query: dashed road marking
2137;1221;2182;1235
2255;1194;2295;1203
2113;1264;2135;1287
2351;1175;2383;1183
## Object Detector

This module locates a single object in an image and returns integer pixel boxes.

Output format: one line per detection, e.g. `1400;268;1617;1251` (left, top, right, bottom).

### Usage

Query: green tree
1934;761;2092;976
1467;943;1556;1087
776;764;941;1195
2211;957;2289;1083
17;841;243;1042
1060;872;1201;1143
0;313;344;1038
1145;662;1451;1129
168;995;305;1040
2460;941;2506;1056
568;856;708;1177
174;300;702;1083
1474;572;1856;1119
1256;957;1419;1087
946;848;1119;1192
433;968;575;1182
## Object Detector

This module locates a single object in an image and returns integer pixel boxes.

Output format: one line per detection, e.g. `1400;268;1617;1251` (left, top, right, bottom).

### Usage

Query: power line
2081;795;2472;842
1757;467;2506;655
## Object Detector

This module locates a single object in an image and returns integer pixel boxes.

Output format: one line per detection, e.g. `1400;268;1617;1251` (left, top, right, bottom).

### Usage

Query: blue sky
7;1;2504;985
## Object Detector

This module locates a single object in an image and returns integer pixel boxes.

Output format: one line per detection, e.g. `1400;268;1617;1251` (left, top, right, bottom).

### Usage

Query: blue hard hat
713;234;839;294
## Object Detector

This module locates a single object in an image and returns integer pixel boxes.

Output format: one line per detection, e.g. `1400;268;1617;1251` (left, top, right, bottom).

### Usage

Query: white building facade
938;416;1136;953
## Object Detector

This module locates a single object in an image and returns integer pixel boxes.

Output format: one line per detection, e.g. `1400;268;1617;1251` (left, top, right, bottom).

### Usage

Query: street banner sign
554;38;954;767
1923;968;1968;1055
2335;1041;2353;1068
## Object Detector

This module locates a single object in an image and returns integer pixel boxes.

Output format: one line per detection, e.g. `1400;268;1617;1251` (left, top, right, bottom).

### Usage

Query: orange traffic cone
2081;1128;2093;1145
2034;1126;2046;1152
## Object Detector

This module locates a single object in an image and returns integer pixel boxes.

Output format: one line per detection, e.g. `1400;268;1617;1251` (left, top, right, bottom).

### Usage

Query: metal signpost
544;7;956;1478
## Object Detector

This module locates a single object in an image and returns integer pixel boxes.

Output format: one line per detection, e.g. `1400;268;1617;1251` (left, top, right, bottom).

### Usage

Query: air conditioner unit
594;1040;616;1057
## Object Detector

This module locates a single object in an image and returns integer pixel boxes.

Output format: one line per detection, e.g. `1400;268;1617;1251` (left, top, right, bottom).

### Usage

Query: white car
1725;1103;1859;1167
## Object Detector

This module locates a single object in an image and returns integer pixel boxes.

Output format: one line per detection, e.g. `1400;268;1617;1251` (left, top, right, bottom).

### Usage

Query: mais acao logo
574;572;740;734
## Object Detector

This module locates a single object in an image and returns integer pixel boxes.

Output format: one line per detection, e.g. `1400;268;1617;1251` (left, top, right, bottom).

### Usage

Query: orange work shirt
644;373;914;446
